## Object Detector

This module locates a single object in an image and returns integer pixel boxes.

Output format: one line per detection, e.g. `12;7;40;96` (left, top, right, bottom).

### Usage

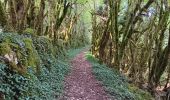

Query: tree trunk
0;1;7;27
35;0;45;36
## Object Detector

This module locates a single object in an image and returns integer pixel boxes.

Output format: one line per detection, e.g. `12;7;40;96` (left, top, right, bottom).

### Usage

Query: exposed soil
59;51;112;100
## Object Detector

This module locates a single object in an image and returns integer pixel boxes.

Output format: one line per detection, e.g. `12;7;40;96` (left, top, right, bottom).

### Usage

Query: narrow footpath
59;51;112;100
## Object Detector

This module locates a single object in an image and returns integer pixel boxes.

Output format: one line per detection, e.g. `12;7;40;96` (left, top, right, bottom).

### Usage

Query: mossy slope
0;33;71;99
86;53;154;100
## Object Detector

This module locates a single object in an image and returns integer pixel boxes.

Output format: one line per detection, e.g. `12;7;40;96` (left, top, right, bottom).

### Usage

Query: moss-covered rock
0;33;41;75
0;40;27;75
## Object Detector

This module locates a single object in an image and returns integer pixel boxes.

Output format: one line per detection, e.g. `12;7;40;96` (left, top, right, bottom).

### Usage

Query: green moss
0;42;11;55
22;28;35;36
10;43;19;49
24;38;33;50
128;84;154;100
23;38;40;74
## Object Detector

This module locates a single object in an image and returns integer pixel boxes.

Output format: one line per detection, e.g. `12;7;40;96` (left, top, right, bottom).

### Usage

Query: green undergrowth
85;52;153;100
67;46;90;59
0;32;78;99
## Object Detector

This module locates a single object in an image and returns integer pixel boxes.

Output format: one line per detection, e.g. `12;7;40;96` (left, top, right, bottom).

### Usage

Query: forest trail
59;51;112;100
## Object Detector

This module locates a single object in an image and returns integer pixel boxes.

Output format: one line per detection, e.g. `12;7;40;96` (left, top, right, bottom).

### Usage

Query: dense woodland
91;0;170;95
0;0;170;100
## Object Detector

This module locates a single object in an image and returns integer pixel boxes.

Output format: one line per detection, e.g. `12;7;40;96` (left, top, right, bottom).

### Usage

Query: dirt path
59;51;112;100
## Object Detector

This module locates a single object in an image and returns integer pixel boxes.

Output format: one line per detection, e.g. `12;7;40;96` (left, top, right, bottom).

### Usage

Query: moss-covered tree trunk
0;1;7;27
19;0;31;32
54;0;70;43
8;0;30;32
148;2;170;91
35;0;45;36
27;0;36;28
9;0;17;30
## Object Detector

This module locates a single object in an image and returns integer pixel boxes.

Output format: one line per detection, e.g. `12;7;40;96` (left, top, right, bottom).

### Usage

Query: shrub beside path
59;51;112;100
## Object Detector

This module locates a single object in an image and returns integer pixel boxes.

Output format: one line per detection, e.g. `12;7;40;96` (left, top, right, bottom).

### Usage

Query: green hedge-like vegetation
0;32;72;99
86;52;154;100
